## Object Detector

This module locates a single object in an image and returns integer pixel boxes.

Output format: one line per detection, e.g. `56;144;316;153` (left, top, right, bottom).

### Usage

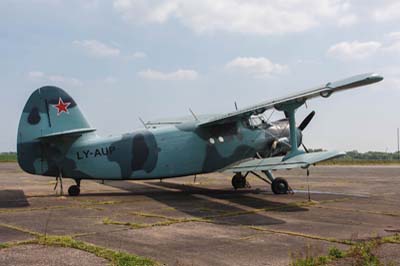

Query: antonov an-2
17;73;383;196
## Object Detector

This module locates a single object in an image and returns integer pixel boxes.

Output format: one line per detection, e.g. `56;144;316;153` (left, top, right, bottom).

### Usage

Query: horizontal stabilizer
224;150;345;172
38;128;96;140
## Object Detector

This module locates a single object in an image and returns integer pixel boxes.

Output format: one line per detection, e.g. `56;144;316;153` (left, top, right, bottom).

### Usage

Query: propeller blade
298;111;315;131
302;143;309;153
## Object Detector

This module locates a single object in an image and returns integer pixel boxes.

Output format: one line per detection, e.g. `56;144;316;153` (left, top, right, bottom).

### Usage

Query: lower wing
224;151;345;172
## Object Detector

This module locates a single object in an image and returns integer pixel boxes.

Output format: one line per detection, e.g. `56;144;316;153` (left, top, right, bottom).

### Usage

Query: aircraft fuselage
39;120;295;180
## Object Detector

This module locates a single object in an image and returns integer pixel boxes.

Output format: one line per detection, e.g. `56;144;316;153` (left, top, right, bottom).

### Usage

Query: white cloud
386;32;400;40
337;14;358;26
113;0;354;35
373;2;400;22
383;32;400;53
73;40;120;58
138;69;198;81
28;71;82;86
225;57;287;78
384;42;400;53
373;66;400;93
104;76;117;84
28;71;45;79
128;51;147;59
82;0;99;9
327;41;382;60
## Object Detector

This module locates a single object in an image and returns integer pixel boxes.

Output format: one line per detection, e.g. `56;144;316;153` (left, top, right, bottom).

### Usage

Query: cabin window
208;122;238;136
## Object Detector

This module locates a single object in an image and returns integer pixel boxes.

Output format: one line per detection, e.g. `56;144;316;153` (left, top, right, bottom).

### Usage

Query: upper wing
198;73;383;127
224;150;344;172
145;114;217;128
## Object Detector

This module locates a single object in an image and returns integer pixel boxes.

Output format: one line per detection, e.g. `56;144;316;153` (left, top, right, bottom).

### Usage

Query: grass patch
37;235;156;266
0;239;37;250
291;238;390;266
291;255;330;266
103;217;147;229
0;243;10;249
103;215;210;230
314;205;400;217
130;211;211;223
346;240;381;266
0;153;17;162
0;205;68;214
0;223;40;236
382;234;400;244
0;223;157;266
248;226;354;245
130;211;172;220
328;246;345;259
291;244;334;266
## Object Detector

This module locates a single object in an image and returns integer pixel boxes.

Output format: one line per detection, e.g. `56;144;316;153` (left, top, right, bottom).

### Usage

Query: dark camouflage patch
27;107;41;125
108;131;160;178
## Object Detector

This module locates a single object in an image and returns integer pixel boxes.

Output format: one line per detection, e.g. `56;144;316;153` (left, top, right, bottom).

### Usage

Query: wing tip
368;73;384;83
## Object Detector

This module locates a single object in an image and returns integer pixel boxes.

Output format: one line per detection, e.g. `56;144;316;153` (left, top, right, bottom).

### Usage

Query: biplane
17;73;383;196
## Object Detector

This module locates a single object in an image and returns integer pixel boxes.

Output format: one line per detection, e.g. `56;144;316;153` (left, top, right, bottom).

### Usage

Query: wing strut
275;101;305;160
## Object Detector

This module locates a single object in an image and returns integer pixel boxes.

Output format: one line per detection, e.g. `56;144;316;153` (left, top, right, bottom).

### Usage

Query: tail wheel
271;178;289;194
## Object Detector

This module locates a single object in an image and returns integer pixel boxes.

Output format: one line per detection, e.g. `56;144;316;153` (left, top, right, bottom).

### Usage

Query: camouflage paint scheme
18;73;383;182
17;87;297;180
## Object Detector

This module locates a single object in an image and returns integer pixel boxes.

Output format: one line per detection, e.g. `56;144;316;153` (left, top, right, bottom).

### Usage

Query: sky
1;0;400;152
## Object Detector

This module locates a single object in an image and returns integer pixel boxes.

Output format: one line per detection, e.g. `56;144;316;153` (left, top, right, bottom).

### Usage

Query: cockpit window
245;114;271;128
249;115;263;127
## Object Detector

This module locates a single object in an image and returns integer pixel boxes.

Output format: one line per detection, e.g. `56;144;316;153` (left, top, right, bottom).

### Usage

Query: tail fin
17;86;95;175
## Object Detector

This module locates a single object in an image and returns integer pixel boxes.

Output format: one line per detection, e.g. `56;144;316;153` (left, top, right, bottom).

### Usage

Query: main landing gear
231;172;250;189
231;170;292;194
68;179;81;196
271;178;289;194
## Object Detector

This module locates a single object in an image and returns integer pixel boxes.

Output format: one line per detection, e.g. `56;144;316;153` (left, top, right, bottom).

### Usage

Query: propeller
298;111;315;131
298;111;315;153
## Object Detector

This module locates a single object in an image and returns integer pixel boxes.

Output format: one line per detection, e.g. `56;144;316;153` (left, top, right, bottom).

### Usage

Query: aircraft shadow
90;180;308;226
0;190;30;208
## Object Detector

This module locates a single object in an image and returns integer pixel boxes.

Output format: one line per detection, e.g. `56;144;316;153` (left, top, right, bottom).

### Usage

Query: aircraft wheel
271;178;289;194
68;185;80;196
232;173;247;189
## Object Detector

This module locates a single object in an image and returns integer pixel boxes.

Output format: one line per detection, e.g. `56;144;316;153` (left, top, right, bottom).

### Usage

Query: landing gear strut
68;179;81;196
54;171;64;196
231;172;250;189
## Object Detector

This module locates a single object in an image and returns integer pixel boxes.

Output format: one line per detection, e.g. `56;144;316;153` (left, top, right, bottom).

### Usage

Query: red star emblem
53;97;71;116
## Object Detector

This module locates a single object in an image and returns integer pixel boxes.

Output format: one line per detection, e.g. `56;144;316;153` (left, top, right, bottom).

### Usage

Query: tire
231;173;246;189
68;185;80;196
271;178;289;194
